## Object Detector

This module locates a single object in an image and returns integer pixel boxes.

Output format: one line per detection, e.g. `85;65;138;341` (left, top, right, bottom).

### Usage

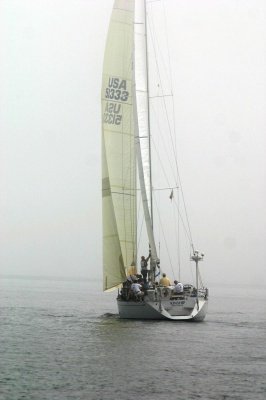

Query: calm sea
0;277;265;400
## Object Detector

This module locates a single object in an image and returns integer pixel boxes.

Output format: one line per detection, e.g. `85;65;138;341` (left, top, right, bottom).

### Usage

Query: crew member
159;273;171;287
140;254;150;283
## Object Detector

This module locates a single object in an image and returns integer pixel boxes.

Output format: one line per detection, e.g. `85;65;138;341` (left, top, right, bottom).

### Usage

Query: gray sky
0;0;265;286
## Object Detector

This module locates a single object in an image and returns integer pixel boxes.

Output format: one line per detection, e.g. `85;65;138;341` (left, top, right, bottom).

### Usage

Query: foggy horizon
1;0;266;287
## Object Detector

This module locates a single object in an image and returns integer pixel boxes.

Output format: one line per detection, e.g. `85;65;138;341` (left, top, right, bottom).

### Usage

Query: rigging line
136;184;144;250
147;10;194;249
148;3;172;92
149;94;173;99
137;214;145;257
186;249;195;285
189;257;195;285
172;192;180;279
148;18;179;186
150;123;193;250
156;183;161;261
152;106;177;186
153;194;175;279
111;191;135;196
161;0;193;254
150;124;184;256
176;188;181;280
148;21;180;177
162;0;177;164
151;135;174;189
153;186;178;191
114;187;169;193
171;192;194;251
162;0;173;95
147;7;192;239
148;92;178;185
136;178;142;225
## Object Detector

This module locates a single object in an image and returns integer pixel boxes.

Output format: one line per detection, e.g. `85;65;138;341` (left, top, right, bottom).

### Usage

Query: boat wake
100;312;118;319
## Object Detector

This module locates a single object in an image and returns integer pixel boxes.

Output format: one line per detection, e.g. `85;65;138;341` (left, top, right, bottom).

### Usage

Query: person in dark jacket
140;254;150;283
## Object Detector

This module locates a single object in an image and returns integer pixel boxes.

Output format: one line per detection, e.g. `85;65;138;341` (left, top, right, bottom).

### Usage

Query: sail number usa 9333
103;77;130;126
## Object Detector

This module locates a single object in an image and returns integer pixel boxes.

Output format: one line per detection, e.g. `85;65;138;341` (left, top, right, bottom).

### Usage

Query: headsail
102;0;136;291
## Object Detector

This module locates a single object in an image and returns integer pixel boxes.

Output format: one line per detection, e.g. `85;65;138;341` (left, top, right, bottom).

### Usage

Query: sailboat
101;0;208;321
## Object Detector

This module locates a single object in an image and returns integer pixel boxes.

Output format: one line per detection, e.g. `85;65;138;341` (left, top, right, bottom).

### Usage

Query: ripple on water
1;279;266;400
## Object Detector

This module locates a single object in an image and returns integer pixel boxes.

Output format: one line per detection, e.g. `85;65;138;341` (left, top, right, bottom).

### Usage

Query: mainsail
134;1;159;271
102;0;136;290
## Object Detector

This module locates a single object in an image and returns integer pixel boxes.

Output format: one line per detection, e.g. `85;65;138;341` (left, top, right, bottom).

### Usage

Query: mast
143;0;159;281
144;0;153;228
134;0;159;282
133;66;158;272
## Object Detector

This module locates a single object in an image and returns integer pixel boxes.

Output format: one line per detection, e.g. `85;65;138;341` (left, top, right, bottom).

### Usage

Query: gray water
0;277;265;400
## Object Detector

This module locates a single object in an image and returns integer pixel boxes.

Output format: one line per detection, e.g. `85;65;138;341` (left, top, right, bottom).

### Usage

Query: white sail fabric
134;1;159;276
133;82;158;265
134;1;152;214
102;0;136;291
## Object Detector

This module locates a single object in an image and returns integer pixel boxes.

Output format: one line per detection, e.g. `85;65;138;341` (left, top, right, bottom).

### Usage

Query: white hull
117;291;208;321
